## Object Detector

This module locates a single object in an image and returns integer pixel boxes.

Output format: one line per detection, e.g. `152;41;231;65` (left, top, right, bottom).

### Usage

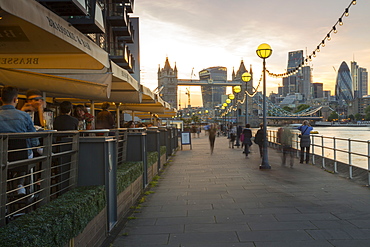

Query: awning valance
109;61;141;103
0;66;111;100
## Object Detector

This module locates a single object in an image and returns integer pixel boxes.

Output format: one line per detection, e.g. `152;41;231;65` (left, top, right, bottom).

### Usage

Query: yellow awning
0;67;111;100
109;61;141;103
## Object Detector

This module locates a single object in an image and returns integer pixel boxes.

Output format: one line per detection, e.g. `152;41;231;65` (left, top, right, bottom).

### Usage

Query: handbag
299;126;309;138
240;134;244;142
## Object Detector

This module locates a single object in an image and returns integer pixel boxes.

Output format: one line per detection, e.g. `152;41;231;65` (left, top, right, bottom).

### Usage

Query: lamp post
228;94;235;124
241;72;251;125
256;43;272;169
223;102;228;125
232;86;241;146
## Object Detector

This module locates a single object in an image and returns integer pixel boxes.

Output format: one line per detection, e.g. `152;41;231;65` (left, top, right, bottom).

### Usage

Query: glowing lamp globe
233;86;241;93
256;43;272;59
226;99;231;104
241;72;251;83
228;94;235;100
223;103;228;107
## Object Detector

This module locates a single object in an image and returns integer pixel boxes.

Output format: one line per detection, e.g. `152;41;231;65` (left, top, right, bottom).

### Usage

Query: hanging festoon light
327;33;331;41
339;18;343;26
333;26;337;33
265;0;356;78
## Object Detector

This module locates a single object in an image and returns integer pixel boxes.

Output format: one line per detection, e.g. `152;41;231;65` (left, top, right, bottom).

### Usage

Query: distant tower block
158;57;178;108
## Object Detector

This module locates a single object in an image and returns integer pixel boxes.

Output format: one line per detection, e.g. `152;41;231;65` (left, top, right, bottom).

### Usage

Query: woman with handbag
298;120;313;164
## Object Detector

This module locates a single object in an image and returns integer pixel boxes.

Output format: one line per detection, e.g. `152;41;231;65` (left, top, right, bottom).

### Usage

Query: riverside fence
267;129;370;186
0;126;179;247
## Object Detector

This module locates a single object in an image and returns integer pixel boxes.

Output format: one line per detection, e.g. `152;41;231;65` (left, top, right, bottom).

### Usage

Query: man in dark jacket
254;123;264;158
53;101;79;131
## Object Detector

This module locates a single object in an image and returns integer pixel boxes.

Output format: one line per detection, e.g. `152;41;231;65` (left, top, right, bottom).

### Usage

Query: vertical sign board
181;132;192;150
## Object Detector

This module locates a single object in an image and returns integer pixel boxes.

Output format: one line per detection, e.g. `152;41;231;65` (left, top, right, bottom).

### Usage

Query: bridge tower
232;60;258;126
158;57;178;108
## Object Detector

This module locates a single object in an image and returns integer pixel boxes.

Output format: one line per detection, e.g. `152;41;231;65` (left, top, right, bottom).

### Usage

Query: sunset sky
134;0;369;107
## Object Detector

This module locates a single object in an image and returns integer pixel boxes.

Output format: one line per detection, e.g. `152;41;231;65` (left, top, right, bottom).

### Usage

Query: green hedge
147;151;158;168
0;186;105;247
160;146;166;156
116;161;143;194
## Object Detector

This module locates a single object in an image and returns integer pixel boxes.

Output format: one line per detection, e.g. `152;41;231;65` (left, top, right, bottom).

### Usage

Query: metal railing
267;129;370;185
0;131;79;226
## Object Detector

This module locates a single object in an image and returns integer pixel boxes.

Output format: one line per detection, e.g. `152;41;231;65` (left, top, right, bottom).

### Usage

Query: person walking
298;120;313;164
281;125;294;167
208;124;217;154
242;124;252;157
229;124;236;149
254;123;264;158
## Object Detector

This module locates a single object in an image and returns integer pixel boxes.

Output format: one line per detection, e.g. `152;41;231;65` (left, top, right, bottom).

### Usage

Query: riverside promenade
110;134;370;247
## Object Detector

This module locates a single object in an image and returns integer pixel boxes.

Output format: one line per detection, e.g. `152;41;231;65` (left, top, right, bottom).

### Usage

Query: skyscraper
358;67;368;97
199;66;227;109
351;61;368;98
312;83;323;99
336;61;354;104
282;50;311;99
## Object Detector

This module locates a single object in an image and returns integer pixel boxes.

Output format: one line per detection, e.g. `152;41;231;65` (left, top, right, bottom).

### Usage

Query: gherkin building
335;61;354;105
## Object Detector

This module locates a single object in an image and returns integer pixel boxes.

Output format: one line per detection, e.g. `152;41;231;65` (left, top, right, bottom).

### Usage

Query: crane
185;87;191;107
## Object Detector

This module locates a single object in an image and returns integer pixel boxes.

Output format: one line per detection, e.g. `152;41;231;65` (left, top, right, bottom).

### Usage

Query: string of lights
266;0;356;79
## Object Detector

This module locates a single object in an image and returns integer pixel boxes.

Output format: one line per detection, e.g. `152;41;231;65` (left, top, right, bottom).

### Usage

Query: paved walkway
111;134;370;247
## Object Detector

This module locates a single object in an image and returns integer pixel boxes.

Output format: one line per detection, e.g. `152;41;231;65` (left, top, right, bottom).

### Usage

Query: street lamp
256;43;272;169
232;86;242;146
241;72;251;125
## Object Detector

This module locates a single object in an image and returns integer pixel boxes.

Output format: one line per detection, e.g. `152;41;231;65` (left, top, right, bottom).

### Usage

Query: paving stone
253;240;333;247
248;220;317;230
169;232;239;245
237;229;312;241
328;239;370;247
155;216;216;226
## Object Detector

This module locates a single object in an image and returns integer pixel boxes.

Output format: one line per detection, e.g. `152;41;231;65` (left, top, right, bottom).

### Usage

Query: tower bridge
158;58;327;126
158;58;251;109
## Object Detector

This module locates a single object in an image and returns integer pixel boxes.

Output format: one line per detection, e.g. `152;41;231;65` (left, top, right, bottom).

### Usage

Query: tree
328;111;339;122
354;113;363;121
294;104;310;113
282;106;292;112
365;106;370;114
191;114;200;124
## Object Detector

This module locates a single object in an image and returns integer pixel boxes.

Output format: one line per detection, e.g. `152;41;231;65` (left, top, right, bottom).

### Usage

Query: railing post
367;140;370;186
70;132;80;189
312;135;315;165
0;135;7;227
321;135;325;169
349;138;352;179
39;133;52;206
296;134;299;158
333;137;337;173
